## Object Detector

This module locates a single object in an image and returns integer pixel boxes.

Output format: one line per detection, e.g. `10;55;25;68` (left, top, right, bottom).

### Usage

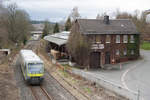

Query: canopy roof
44;31;70;46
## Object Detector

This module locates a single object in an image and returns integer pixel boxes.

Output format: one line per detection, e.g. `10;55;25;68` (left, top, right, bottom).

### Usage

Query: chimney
104;15;109;24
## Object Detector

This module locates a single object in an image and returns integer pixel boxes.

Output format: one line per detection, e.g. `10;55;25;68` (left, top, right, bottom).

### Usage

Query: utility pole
137;88;140;100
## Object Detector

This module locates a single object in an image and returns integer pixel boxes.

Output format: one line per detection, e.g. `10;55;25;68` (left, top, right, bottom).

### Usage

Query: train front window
28;63;43;74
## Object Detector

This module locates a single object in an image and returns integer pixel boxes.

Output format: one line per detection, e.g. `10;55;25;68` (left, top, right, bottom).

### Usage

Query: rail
40;86;53;100
30;86;53;100
46;72;79;100
30;86;39;100
55;71;90;100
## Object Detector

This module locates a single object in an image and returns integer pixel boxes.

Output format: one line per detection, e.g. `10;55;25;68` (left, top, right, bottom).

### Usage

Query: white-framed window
96;35;101;43
130;35;135;43
123;35;128;43
116;35;120;43
124;49;127;56
131;50;134;55
116;49;120;55
106;35;111;43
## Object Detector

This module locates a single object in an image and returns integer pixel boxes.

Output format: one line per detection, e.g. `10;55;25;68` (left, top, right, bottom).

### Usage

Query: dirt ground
0;64;19;100
0;47;21;100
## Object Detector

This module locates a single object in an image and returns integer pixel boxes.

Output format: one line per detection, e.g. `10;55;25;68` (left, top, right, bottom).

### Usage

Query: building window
116;35;120;43
130;35;135;43
124;49;127;56
91;35;96;43
123;35;128;43
131;50;134;55
106;35;111;43
116;49;120;55
96;35;101;43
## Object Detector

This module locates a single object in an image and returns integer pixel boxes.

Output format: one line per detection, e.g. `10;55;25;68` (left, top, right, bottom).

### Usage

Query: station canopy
44;31;70;46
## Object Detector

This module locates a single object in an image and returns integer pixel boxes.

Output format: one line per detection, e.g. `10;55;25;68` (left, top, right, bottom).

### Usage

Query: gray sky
4;0;150;22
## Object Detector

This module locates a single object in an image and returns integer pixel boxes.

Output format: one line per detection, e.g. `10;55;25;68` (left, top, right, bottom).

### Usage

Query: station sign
91;44;104;49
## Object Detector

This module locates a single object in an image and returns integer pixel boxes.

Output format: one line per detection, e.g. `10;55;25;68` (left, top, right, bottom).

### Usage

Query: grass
61;64;70;69
83;87;91;94
141;41;150;50
61;63;84;70
59;69;69;78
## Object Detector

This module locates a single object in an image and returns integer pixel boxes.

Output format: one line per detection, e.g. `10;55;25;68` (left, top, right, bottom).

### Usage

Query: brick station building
71;16;140;68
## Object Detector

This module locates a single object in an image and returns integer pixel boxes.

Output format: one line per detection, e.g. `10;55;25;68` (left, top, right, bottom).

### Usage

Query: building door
105;52;110;64
90;52;101;68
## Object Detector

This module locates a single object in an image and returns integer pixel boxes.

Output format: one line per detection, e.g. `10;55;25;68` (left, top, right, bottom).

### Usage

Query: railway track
30;86;53;100
55;71;90;100
24;41;54;100
21;41;77;100
45;71;79;100
40;86;53;100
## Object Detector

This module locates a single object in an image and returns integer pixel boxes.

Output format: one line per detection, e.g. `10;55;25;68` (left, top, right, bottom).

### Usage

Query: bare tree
116;11;132;19
1;3;31;45
115;10;148;38
0;2;9;48
67;30;91;66
96;13;106;19
96;14;100;19
70;7;80;21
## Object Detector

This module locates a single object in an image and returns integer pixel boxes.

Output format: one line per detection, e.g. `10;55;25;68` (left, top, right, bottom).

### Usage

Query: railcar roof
20;49;43;63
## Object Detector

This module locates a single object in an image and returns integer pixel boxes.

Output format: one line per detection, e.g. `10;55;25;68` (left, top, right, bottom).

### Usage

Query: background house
30;24;44;40
70;16;140;68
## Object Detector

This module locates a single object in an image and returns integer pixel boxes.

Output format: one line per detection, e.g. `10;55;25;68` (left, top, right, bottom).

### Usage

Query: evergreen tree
42;20;50;38
65;17;72;31
53;23;59;33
